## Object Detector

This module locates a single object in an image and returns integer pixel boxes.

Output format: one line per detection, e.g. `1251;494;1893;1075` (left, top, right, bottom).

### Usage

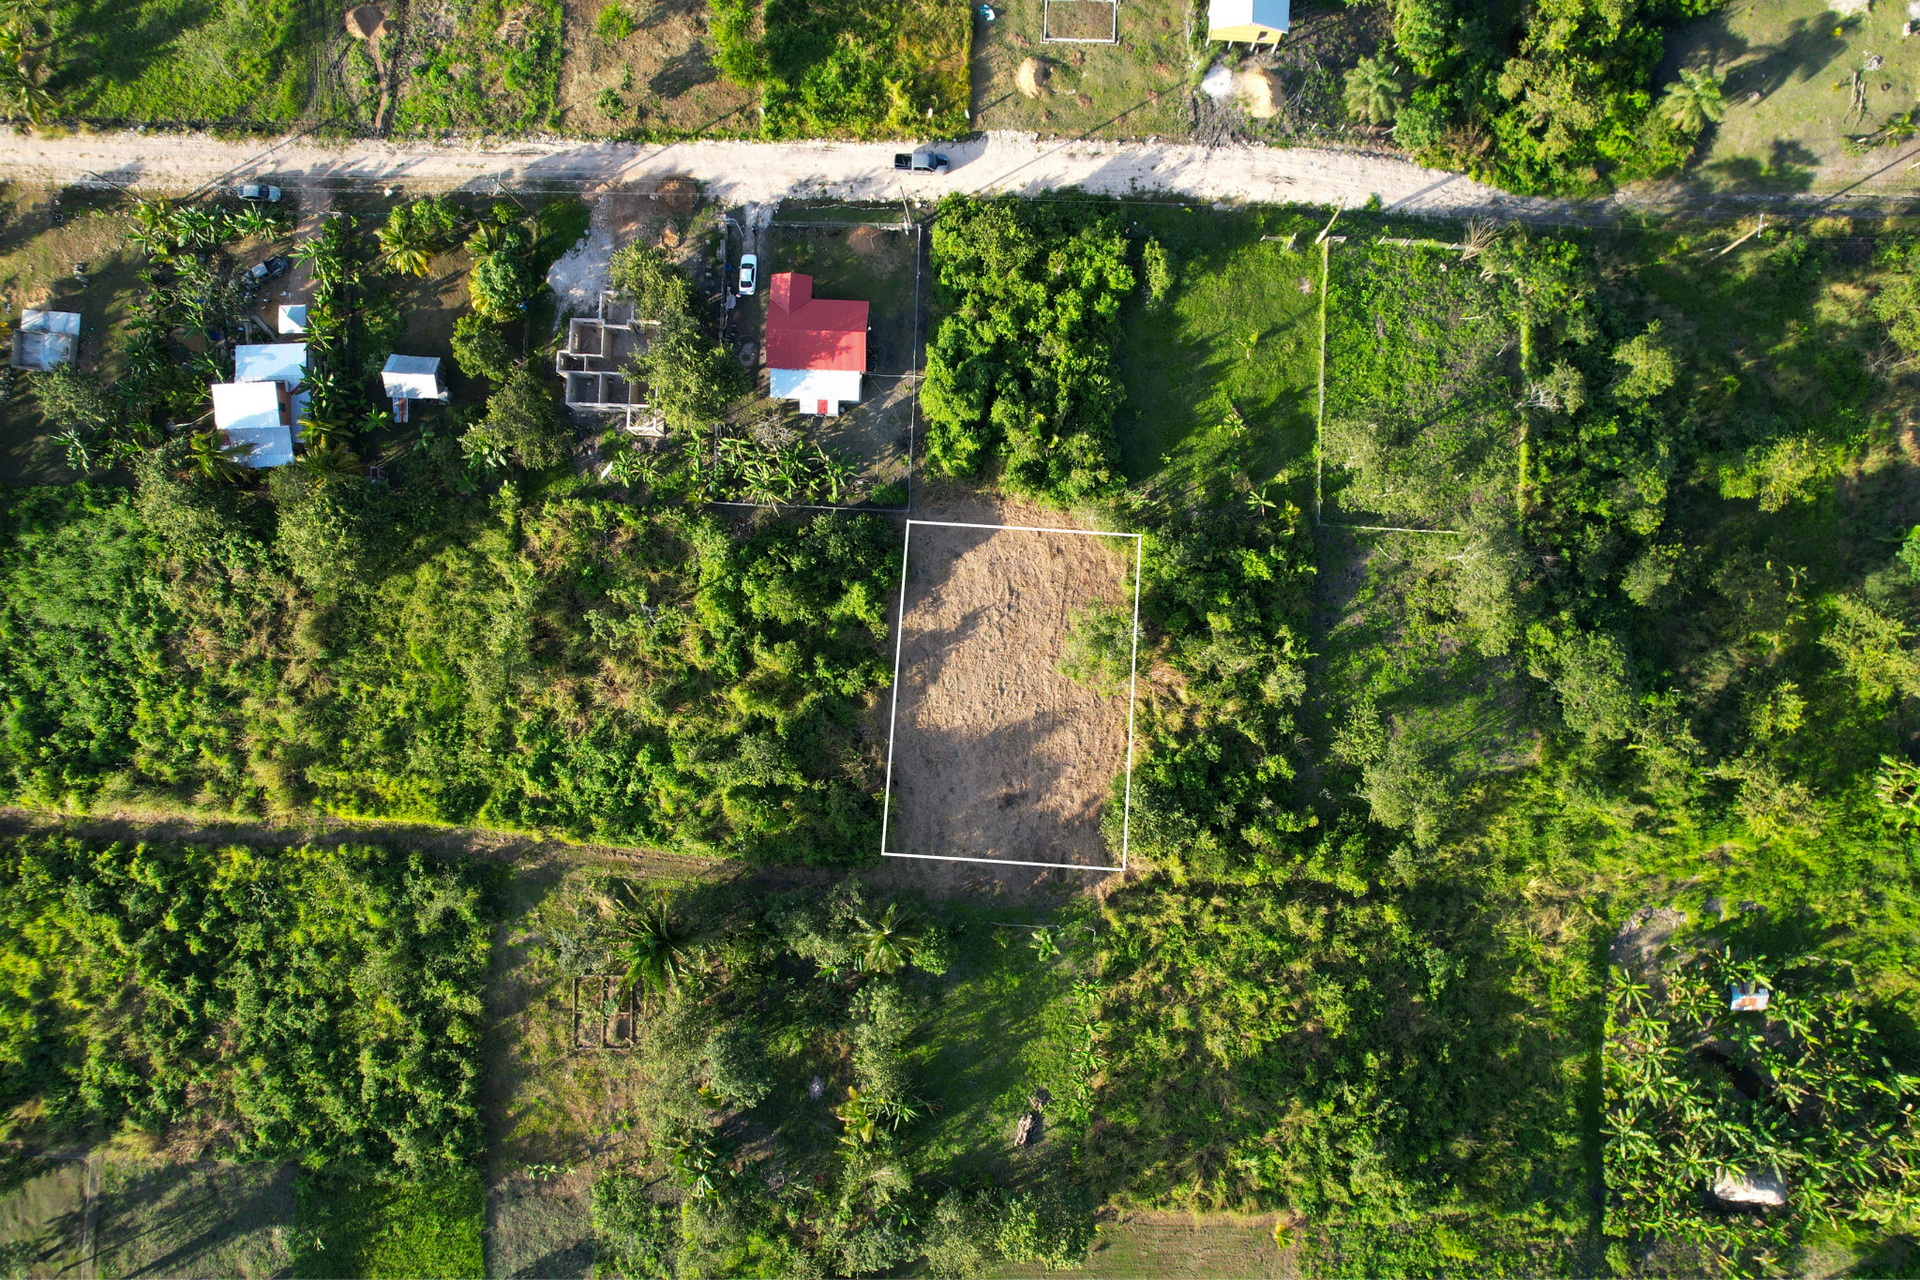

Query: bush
590;1173;677;1279
703;1026;773;1108
471;250;537;319
465;370;572;470
450;313;518;383
594;2;636;41
922;196;1134;503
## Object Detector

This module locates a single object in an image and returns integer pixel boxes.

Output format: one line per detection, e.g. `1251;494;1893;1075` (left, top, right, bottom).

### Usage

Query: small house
11;310;80;371
212;381;296;468
765;272;868;417
382;354;448;423
278;305;309;335
1207;0;1288;42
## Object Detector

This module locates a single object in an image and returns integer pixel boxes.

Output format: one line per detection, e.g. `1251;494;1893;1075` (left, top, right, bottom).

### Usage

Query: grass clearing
95;1159;295;1278
1664;0;1914;195
1113;206;1323;505
47;0;346;129
291;1171;485;1277
970;0;1190;139
0;1160;85;1277
556;0;756;137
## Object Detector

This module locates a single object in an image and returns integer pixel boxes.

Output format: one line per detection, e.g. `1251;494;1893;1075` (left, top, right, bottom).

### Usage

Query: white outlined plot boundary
879;519;1143;874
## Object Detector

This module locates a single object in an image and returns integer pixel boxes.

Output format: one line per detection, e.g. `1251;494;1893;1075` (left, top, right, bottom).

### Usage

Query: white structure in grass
879;519;1144;873
11;309;80;370
212;342;310;468
382;354;448;423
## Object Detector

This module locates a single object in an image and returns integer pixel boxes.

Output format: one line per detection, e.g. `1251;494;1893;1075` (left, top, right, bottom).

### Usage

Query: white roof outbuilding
1208;0;1288;40
277;305;309;335
769;367;862;417
382;354;448;402
234;342;309;385
211;382;295;468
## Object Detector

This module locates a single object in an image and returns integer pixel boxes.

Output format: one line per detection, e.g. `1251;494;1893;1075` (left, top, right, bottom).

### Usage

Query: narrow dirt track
0;805;724;878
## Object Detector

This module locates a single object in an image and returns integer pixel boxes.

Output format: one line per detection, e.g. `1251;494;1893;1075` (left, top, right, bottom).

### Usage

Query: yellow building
1207;0;1288;43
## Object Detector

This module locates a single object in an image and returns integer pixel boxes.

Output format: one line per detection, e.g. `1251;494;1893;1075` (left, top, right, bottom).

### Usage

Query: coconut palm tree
1343;57;1403;127
1661;67;1726;135
186;430;253;482
379;216;442;277
851;903;919;974
616;893;696;1004
298;442;360;480
296;411;352;452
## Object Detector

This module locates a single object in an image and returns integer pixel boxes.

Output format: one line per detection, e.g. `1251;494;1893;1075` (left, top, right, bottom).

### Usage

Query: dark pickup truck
893;152;950;173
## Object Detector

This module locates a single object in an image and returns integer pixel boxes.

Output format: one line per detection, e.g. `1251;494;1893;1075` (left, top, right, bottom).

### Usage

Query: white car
237;183;282;203
738;253;758;295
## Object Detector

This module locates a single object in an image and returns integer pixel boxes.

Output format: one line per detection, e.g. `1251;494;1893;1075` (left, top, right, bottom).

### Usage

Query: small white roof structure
382;354;448;402
12;309;81;371
770;367;862;417
211;382;294;468
1207;0;1288;40
277;305;309;335
234;342;308;385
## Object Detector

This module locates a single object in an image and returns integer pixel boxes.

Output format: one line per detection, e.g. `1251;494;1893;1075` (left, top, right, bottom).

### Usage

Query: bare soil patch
887;522;1135;868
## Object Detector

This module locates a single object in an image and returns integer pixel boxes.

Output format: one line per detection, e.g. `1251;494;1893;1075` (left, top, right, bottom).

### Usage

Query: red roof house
766;272;869;416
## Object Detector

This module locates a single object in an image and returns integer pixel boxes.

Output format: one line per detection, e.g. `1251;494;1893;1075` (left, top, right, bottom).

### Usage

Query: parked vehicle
236;183;283;203
738;253;758;295
247;255;291;284
893;152;950;173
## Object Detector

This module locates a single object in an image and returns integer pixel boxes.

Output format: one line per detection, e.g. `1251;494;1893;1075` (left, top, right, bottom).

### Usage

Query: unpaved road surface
0;128;1544;216
4;127;1914;220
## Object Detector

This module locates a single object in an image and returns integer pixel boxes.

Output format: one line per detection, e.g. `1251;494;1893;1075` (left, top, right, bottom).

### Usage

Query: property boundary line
880;519;1142;874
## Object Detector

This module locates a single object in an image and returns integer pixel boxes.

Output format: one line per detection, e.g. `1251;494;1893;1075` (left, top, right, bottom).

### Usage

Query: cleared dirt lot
886;522;1135;868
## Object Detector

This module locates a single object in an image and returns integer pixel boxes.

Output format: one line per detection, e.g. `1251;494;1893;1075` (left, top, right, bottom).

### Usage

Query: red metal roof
765;272;868;372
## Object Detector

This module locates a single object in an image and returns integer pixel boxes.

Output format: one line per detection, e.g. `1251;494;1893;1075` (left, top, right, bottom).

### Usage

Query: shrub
450;313;518;383
590;1172;677;1279
594;2;636;41
703;1026;773;1108
922;195;1134;503
464;369;572;470
470;250;536;319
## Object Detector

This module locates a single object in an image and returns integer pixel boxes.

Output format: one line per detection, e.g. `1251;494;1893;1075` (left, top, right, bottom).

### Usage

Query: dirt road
0;127;1557;216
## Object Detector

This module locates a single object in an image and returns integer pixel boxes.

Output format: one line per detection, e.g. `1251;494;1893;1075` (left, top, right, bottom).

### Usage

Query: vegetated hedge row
0;474;899;862
0;835;494;1171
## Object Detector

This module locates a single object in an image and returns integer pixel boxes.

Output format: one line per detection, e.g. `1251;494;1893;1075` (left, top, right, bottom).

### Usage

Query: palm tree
463;220;514;260
1343;57;1403;127
297;412;352;451
379;217;442;278
1661;67;1726;135
298;442;360;480
616;893;696;1003
851;903;919;974
186;430;253;482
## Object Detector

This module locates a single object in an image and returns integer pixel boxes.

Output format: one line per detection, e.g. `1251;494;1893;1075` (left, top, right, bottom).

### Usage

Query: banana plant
185;430;253;482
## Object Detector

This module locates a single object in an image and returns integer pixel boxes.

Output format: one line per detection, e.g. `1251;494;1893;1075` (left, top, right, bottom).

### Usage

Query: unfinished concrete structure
555;291;659;433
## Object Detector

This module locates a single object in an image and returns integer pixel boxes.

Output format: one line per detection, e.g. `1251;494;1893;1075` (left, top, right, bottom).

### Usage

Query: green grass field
1113;206;1324;506
1665;0;1916;194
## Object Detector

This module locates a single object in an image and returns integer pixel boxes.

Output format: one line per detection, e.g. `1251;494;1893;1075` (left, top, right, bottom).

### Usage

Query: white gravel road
0;127;1553;218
